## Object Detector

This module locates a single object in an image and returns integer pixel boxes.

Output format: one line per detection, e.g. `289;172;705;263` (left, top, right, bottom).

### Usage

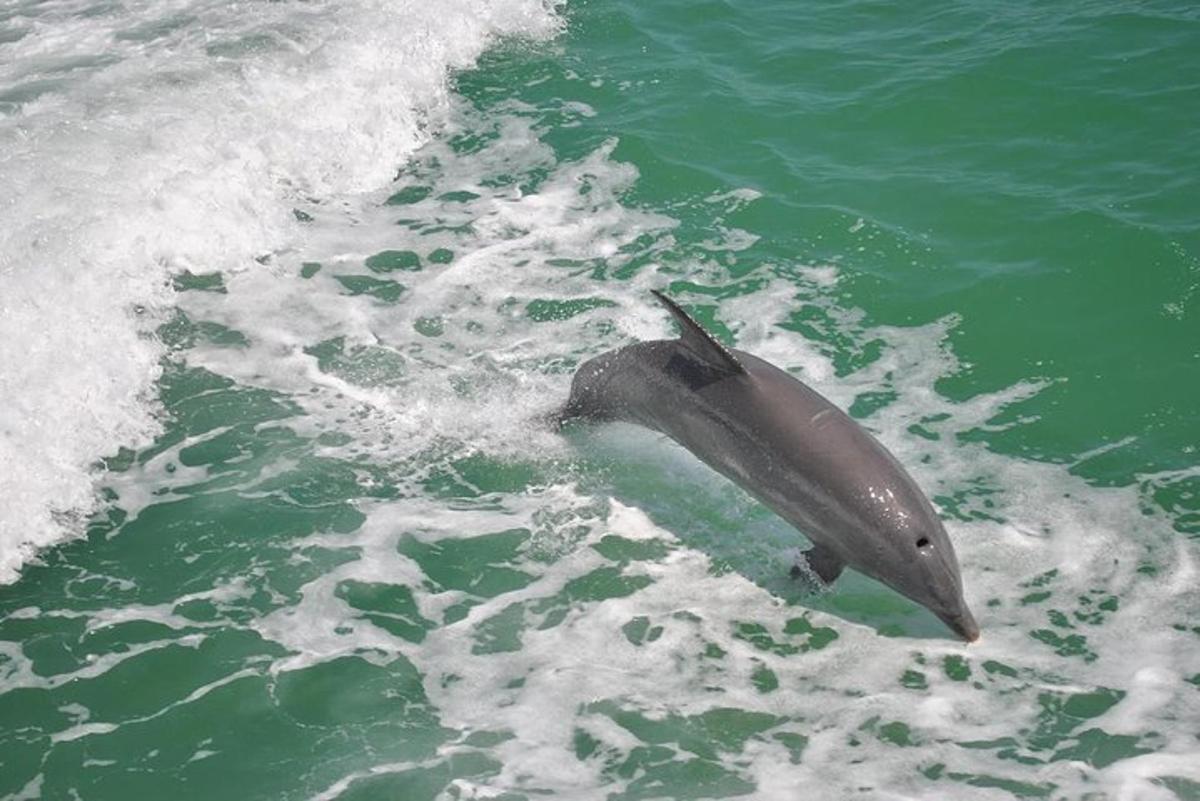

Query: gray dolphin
560;290;979;642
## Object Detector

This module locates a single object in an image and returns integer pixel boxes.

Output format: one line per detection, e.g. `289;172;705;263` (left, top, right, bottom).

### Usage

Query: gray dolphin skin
560;291;980;642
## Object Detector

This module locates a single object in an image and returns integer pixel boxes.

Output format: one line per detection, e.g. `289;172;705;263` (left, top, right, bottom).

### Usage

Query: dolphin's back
563;340;906;541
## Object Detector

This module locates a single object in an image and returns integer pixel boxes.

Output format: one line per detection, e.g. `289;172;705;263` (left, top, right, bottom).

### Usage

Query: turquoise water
2;0;1199;798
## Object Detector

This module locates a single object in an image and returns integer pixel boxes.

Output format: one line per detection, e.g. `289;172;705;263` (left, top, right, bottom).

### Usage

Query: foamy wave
155;97;1194;798
0;0;563;583
10;84;1195;799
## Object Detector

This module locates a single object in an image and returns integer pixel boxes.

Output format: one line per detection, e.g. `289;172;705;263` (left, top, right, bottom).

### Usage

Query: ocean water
1;0;1198;797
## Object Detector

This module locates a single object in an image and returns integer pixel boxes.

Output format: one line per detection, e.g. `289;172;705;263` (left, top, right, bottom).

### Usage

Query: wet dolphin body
560;291;979;641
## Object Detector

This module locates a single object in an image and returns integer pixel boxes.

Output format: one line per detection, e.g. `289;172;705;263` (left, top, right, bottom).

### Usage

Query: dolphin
559;290;979;641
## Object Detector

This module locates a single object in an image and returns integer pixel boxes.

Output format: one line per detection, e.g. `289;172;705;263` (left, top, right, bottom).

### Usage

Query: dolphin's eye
915;537;931;550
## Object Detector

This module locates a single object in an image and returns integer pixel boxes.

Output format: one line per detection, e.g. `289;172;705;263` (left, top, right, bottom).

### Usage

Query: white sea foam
127;97;1195;799
174;111;676;472
0;0;563;583
5;42;1194;798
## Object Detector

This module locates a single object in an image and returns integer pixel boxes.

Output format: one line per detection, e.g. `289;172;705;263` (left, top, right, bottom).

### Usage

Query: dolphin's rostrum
560;290;980;642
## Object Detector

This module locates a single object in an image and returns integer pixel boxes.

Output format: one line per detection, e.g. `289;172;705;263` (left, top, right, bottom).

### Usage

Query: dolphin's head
848;478;980;642
901;520;979;642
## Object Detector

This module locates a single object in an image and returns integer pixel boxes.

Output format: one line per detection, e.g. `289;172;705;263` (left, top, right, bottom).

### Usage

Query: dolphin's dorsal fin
651;290;745;375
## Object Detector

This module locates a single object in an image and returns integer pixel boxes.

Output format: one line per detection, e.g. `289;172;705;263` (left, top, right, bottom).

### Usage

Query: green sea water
2;1;1199;799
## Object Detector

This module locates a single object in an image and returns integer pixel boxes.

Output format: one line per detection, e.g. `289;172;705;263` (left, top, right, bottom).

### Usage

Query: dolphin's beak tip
941;608;980;643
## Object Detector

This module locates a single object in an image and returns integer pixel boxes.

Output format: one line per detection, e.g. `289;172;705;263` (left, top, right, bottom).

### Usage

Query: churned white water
0;0;562;582
2;3;1197;798
129;96;1197;798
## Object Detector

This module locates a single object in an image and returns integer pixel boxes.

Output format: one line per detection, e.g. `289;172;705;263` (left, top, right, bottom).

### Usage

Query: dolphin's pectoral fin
791;544;845;585
651;289;745;376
